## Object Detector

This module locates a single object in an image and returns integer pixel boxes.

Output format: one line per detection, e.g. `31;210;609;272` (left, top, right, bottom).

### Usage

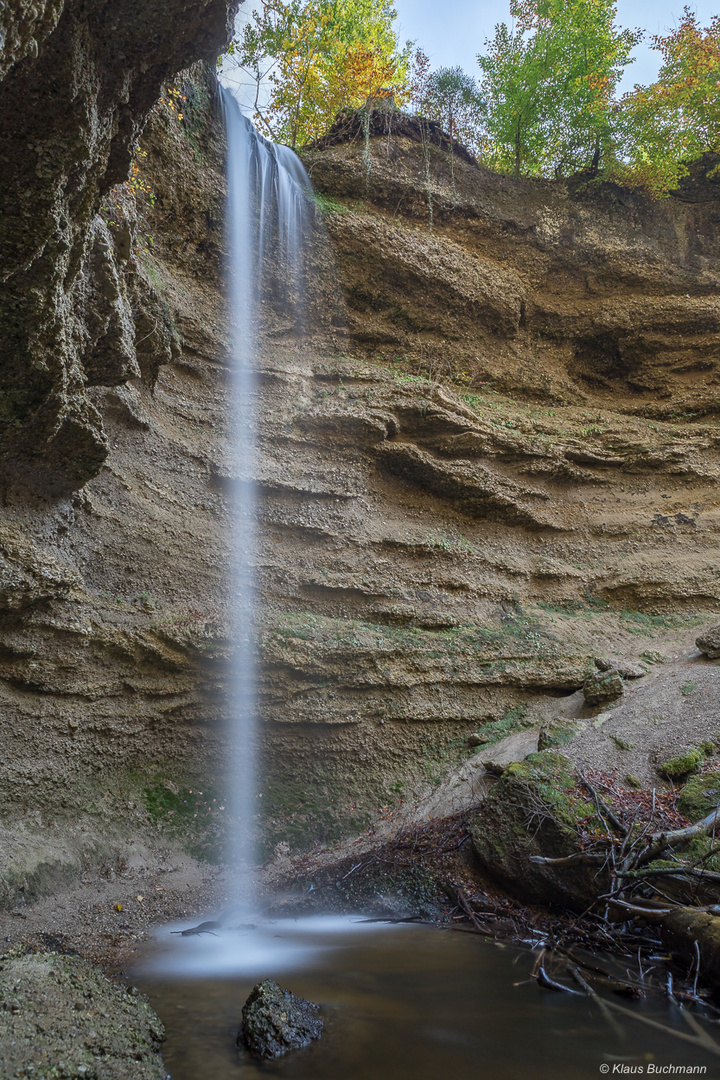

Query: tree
621;8;720;194
228;0;411;148
478;0;641;177
477;16;554;176
416;65;486;156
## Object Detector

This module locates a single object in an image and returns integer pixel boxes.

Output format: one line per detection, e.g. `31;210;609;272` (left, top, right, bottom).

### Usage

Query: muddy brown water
134;918;716;1080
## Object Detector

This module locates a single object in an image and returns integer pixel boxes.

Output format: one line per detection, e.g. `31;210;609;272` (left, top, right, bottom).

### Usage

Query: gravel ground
0;950;166;1080
0;849;228;975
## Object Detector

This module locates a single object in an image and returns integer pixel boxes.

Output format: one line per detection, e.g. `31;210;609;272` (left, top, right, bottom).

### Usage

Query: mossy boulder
658;747;704;780
583;669;623;705
678;770;720;822
696;625;720;659
468;751;607;910
538;718;585;750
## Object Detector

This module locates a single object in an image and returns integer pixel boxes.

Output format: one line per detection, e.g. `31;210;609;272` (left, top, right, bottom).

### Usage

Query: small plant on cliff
157;84;188;121
100;148;156;256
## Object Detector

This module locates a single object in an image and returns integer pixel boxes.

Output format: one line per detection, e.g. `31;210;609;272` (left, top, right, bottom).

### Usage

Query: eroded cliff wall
2;32;720;899
0;4;238;900
252;127;720;846
0;0;237;489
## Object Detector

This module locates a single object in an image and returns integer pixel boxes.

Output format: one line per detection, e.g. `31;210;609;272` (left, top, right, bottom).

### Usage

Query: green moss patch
468;752;607;909
538;718;585;750
502;752;597;831
659;747;705;780
142;775;228;863
678;769;720;822
473;704;532;748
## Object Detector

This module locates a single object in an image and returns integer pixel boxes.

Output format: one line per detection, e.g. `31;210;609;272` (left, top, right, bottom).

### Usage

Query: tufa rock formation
0;0;238;491
0;2;239;899
239;979;323;1059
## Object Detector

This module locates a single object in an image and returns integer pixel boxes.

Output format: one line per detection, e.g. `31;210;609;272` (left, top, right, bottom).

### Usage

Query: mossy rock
468;751;607;910
658;747;704;780
641;837;720;906
682;834;720;872
678;770;720;822
583;669;623;705
538;718;585;750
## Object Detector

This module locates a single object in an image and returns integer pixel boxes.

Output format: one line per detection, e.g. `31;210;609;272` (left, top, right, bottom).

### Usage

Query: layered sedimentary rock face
304;124;720;417
0;5;238;898
252;128;720;842
2;43;720;898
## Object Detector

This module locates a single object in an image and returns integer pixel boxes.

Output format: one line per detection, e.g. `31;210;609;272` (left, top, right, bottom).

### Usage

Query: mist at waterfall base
139;923;717;1080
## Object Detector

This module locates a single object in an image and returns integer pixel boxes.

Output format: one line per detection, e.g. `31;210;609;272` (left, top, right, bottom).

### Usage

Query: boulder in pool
239;978;323;1059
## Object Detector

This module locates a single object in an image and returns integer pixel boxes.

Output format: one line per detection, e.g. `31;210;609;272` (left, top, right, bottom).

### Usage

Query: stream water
135;918;715;1079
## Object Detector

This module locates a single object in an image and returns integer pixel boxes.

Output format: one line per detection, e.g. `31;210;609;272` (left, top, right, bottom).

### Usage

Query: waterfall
220;87;314;908
144;89;381;983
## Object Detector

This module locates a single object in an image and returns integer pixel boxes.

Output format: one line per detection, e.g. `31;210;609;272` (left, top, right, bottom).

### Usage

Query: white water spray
221;87;314;908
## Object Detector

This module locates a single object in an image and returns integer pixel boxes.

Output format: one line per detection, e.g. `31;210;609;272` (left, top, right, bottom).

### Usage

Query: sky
390;0;720;93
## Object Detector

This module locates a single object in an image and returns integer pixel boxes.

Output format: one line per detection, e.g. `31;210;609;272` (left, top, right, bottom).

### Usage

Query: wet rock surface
239;979;323;1059
0;948;165;1079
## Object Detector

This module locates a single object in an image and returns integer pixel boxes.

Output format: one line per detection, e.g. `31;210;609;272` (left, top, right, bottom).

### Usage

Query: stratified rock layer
304;125;720;421
3;81;720;896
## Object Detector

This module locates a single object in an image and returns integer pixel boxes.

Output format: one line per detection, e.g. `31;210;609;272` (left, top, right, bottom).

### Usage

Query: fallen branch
567;964;624;1038
606;898;673;919
580;774;628;838
529;852;606;867
596;996;720;1056
638;808;720;868
536;962;584;995
454;887;493;936
617;865;720;883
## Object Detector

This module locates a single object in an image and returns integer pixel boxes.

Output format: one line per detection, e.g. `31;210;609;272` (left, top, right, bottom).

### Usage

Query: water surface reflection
135;920;715;1080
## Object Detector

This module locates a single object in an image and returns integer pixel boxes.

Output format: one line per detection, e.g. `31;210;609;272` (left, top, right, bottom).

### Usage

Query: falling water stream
221;87;314;908
133;92;718;1078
